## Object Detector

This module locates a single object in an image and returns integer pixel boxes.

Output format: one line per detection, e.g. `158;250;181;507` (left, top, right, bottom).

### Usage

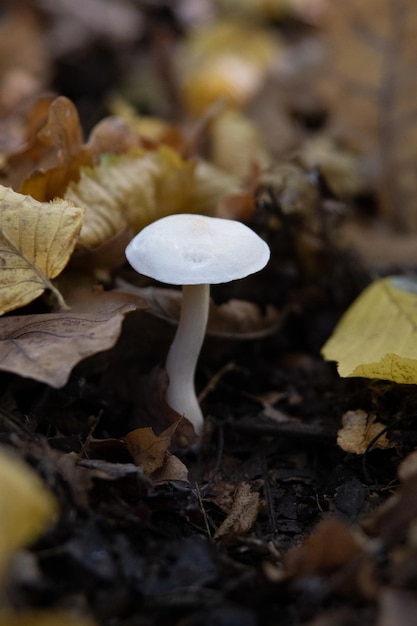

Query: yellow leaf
178;20;279;116
0;185;84;314
0;447;57;576
322;276;417;383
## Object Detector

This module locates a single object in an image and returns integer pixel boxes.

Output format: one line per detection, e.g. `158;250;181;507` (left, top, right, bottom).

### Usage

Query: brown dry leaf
284;517;363;577
0;447;57;577
116;282;281;339
213;482;260;543
0;185;84;314
320;0;417;232
20;96;93;201
132;367;198;449
337;409;394;455
0;611;96;626
151;453;189;484
124;422;189;482
0;290;146;387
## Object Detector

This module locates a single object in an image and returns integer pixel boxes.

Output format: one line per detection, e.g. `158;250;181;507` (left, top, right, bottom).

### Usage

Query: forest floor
1;2;417;625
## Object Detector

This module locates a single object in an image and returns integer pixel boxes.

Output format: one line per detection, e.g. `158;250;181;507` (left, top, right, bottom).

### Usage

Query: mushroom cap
126;214;270;285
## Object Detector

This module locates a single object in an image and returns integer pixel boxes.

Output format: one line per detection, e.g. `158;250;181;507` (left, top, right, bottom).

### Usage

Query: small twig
234;414;337;444
195;481;212;540
198;361;237;404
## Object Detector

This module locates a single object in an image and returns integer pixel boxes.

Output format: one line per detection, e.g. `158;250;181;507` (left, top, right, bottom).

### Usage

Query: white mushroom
125;214;270;437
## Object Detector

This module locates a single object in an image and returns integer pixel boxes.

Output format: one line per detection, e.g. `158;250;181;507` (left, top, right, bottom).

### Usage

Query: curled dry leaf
116;281;281;339
0;447;57;577
0;185;84;314
0;290;146;387
20;96;93;201
67;147;239;250
337;409;394;455
124;422;189;483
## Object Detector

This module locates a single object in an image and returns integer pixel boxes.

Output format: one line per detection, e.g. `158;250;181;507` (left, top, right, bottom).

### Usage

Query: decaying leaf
0;185;84;314
116;282;281;339
0;290;146;387
0;447;57;576
124;422;189;482
320;0;417;231
213;482;260;543
337;409;394;455
322;276;417;383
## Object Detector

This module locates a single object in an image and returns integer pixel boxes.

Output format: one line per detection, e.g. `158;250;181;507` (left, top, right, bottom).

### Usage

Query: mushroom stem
165;283;210;436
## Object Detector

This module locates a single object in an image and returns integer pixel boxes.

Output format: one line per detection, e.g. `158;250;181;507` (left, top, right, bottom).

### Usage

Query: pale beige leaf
0;185;84;314
210;109;270;179
0;290;146;387
0;447;57;576
337;409;393;455
116;282;281;339
214;482;260;543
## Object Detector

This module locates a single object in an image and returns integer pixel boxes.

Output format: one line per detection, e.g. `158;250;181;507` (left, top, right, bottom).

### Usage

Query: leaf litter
2;2;417;626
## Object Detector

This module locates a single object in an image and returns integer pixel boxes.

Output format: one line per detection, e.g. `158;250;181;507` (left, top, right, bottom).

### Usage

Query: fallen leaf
0;290;146;387
0;185;84;314
213;482;260;543
20;96;93;201
0;446;57;576
124;423;177;475
337;409;394;455
66;147;238;250
116;282;281;339
130;367;198;449
284;517;363;577
124;422;189;482
151;452;189;484
177;20;279;116
322;276;417;383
